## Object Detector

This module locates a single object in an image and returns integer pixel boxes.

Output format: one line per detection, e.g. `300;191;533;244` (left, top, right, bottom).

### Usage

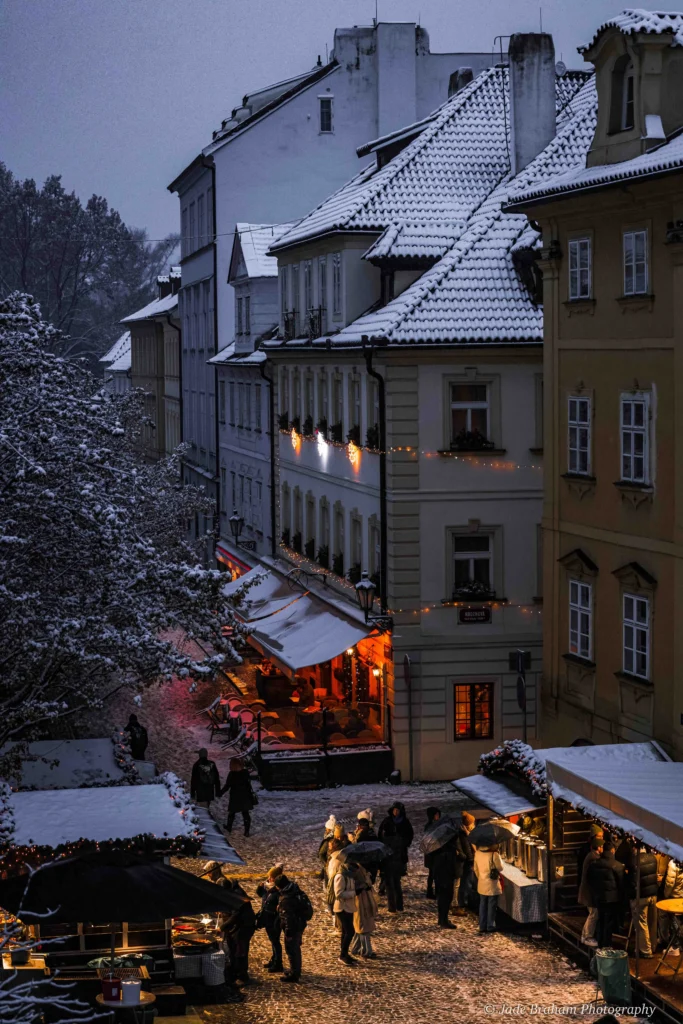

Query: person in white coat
333;859;358;965
473;844;503;933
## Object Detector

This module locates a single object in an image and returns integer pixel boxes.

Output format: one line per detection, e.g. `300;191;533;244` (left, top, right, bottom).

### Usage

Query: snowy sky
2;0;624;240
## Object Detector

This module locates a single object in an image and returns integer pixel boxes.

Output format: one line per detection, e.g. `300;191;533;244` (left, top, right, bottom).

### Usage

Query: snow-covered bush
0;293;246;760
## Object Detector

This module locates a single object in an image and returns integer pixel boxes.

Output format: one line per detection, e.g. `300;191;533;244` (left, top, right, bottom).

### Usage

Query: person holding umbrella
424;807;441;899
333;854;361;965
469;820;509;933
457;811;477;910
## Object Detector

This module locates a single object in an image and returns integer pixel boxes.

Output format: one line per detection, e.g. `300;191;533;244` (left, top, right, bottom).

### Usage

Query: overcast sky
2;0;622;240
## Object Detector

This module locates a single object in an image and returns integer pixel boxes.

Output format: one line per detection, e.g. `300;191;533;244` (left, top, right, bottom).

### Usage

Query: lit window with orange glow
454;682;493;740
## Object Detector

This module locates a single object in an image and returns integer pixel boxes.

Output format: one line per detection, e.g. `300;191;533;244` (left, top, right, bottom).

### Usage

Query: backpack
295;888;314;922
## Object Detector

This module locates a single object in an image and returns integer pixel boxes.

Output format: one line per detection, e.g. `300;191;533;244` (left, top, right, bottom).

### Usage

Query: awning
248;593;370;674
215;540;254;575
546;758;683;862
222;568;301;621
452;774;544;817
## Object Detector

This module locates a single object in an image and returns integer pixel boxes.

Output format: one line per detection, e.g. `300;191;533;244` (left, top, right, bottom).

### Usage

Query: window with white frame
318;257;327;326
245;478;252;524
279;266;288;315
197;194;205;247
453;535;492;596
623;230;648;295
369;521;381;579
181;208;188;259
219;380;226;424
623;593;649;678
236;297;243;335
245;383;252;429
292;369;301;423
280;368;289;416
220;466;226;509
332;374;343;435
621;393;650;483
303;260;313;312
450;383;489;444
291;264;299;315
230;471;236;508
569;238;591;300
319;96;333;133
318;370;328;426
332;253;342;316
351;516;362;573
244;295;251;334
622;62;635;130
203;281;212;351
189;203;195;253
568;396;591;475
254;383;262;431
238;383;245;427
228;381;235;425
304;374;314;424
569;579;592;660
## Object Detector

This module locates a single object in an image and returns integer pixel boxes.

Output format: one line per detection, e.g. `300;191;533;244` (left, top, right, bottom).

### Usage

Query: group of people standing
577;824;683;957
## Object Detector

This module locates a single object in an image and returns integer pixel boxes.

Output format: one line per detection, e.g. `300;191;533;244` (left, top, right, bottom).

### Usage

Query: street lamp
229;508;244;545
354;571;393;634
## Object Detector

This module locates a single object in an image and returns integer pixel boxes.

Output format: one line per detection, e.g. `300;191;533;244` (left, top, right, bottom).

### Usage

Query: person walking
333;857;359;965
255;864;284;972
458;811;477;910
579;837;603;947
274;873;312;983
429;833;460;929
221;757;256;837
625;844;659;957
587;841;626;949
124;713;149;760
473;843;503;933
423;807;441;899
350;863;379;959
379;819;405;913
379;802;414;878
190;748;221;808
220;878;257;987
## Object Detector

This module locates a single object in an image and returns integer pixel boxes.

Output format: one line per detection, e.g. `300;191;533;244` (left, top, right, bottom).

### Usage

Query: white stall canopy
452;773;544;817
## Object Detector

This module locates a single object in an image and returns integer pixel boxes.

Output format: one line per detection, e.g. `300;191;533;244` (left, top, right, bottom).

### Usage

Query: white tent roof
546;758;683;862
0;739;127;790
452;774;543;816
222;568;300;621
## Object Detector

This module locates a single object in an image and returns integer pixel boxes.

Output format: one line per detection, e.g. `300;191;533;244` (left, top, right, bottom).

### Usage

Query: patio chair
206;708;232;744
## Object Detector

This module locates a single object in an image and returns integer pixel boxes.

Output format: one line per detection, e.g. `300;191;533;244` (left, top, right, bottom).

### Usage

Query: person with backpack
473;843;503;933
124;713;149;760
274;873;313;983
255;864;284;973
221;757;256;837
190;748;221;808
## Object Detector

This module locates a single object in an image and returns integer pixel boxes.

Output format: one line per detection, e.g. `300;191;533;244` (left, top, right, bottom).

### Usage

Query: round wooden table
655;898;683;976
96;991;156;1020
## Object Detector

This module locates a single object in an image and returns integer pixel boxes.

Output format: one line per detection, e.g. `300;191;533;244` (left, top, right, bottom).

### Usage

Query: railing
283;310;297;340
306;306;326;340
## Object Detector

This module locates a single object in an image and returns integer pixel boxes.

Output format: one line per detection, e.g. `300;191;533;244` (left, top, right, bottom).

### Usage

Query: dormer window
621;62;635;130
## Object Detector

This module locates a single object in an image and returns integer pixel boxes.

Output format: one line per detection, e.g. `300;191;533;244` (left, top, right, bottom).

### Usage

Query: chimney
448;66;474;98
157;275;172;300
508;33;556;176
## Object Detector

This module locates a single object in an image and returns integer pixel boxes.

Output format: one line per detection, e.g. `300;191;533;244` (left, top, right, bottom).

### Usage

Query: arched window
621;62;635;130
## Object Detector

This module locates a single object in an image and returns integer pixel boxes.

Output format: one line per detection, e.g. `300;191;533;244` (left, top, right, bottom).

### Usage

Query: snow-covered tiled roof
270;68;590;256
109;344;132;373
121;292;178;323
363;221;465;263
234;223;297;279
100;330;131;365
579;8;683;53
508;130;683;206
209;344;267;366
267;76;596;347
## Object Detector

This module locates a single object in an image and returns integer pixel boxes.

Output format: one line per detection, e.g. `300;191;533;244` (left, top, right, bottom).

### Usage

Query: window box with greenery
347;563;362;585
302;415;314;437
329;422;343;444
304;537;315;559
281;528;290;547
316;417;328;440
290;415;301;433
450;428;495;452
366;425;380;450
332;551;344;576
278;411;289;431
452;580;496;601
291;531;302;553
317;544;329;569
347;424;361;446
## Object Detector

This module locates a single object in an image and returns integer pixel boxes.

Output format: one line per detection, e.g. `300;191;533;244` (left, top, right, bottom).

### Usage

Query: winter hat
267;862;285;879
325;815;337;831
590;822;605;837
357;808;373;823
461;811;476;828
426;806;441;822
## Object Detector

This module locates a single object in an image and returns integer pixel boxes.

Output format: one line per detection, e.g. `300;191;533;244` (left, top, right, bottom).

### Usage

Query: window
568;396;591;475
219;380;226;424
318;257;327;326
622;62;635;130
230;471;236;508
623;230;648;295
246;478;252;522
304;374;314;423
291;264;299;314
332;374;343;437
237;297;243;335
318;371;328;425
244;295;251;335
303;260;313;312
245;383;252;429
351;516;362;572
181;208;188;259
237;383;245;427
623;593;650;679
569;580;592;660
280;369;289;416
450;383;489;443
198;194;205;247
332;253;342;316
351;377;361;429
453;535;492;595
621;394;649;483
255;383;262;431
454;682;494;740
228;382;235;425
203;281;212;351
189;202;195;252
280;266;288;315
292;369;301;423
206;187;213;240
220;466;226;508
320;499;330;550
369;521;381;579
569;238;591;300
319;96;333;133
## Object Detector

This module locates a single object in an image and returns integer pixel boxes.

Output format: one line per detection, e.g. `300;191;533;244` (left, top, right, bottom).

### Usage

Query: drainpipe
362;336;387;613
164;314;182;457
202;156;220;537
259;360;277;558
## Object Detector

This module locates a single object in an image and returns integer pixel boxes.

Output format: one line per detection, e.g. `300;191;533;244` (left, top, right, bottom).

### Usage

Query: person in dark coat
220;878;256;986
353;817;378;844
458;811;477;910
190;748;221;807
379;802;414;877
424;807;441;899
587;841;626;949
625;844;659;956
256;864;284;972
453;817;474;915
275;874;308;983
221;757;256;836
124;713;149;760
379;820;405;913
427;833;461;929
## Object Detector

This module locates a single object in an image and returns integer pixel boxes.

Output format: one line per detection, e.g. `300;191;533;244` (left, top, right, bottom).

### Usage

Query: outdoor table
498;862;547;924
96;990;155;1022
655;898;683;976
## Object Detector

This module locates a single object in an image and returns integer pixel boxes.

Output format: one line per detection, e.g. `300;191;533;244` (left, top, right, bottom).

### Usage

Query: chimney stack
509;33;556;176
449;66;474;98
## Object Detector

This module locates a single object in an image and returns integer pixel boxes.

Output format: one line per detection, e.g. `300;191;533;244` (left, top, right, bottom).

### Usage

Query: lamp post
229;508;244;546
354;571;393;634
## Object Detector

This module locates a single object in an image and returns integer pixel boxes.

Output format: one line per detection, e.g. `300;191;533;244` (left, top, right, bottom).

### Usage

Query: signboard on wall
459;607;491;624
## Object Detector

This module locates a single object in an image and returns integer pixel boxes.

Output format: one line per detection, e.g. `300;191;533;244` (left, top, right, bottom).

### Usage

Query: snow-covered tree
0;293;245;756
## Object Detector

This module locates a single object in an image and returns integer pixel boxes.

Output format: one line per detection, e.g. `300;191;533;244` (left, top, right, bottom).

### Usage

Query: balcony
305;306;326;340
283;310;297;341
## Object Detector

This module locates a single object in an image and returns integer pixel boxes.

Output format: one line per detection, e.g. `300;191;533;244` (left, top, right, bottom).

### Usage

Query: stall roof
0;739;127;789
546;758;683;863
193;807;246;865
222;568;300;621
452;773;544;816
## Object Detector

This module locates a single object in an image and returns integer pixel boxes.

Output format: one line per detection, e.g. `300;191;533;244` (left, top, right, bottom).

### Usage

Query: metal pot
536;844;548;883
527;842;539;879
513;836;523;869
522;836;534;874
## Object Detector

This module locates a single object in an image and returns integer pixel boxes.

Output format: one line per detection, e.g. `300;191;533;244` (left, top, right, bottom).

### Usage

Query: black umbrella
0;852;249;969
419;820;459;857
469;822;513;848
337;841;390;864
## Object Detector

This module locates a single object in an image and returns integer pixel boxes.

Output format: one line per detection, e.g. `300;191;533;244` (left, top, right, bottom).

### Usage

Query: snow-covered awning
546;758;683;862
452;774;543;817
0;739;128;790
248;593;370;674
222;568;300;622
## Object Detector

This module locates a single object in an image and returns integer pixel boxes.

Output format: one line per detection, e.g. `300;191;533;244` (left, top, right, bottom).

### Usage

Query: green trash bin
596;948;632;1004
